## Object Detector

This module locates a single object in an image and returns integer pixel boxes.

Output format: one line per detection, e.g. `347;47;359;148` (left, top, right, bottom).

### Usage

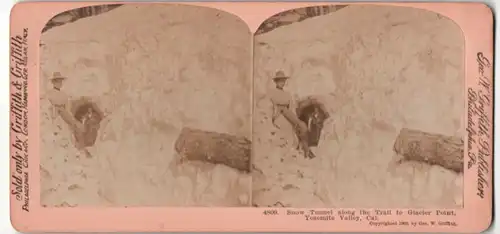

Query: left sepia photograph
39;4;253;207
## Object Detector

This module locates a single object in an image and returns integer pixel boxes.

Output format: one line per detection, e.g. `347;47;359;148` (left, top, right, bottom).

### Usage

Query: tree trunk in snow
174;127;252;173
393;128;464;173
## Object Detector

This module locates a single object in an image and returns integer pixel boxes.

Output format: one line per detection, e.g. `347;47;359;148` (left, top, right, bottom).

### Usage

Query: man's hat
50;72;67;81
272;70;289;81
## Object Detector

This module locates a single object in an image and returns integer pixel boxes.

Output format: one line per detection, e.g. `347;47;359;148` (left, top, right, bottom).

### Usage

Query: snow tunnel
296;97;330;147
70;97;104;147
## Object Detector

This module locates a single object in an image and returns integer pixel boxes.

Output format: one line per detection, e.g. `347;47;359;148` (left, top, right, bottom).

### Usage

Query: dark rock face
255;5;348;35
42;4;123;33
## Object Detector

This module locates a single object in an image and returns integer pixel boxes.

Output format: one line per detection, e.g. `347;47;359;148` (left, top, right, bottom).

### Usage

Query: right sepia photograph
251;4;465;208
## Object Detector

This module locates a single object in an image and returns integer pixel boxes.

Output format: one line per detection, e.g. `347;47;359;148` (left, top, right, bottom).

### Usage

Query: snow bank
40;4;252;207
252;5;464;208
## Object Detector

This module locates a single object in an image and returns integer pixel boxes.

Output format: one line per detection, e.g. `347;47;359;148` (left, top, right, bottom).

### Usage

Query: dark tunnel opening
296;97;330;147
71;98;104;147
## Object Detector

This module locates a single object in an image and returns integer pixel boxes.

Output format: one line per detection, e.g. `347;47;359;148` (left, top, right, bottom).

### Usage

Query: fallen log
174;127;252;173
393;128;464;173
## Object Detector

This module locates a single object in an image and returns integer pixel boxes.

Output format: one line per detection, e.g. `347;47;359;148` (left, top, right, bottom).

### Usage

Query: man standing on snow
46;72;92;158
269;70;315;159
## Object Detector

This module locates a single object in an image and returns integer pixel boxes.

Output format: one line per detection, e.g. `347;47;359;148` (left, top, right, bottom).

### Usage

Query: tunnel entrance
70;97;104;147
296;97;330;147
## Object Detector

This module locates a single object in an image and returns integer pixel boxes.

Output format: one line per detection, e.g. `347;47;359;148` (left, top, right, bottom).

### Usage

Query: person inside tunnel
71;98;105;148
296;97;330;147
